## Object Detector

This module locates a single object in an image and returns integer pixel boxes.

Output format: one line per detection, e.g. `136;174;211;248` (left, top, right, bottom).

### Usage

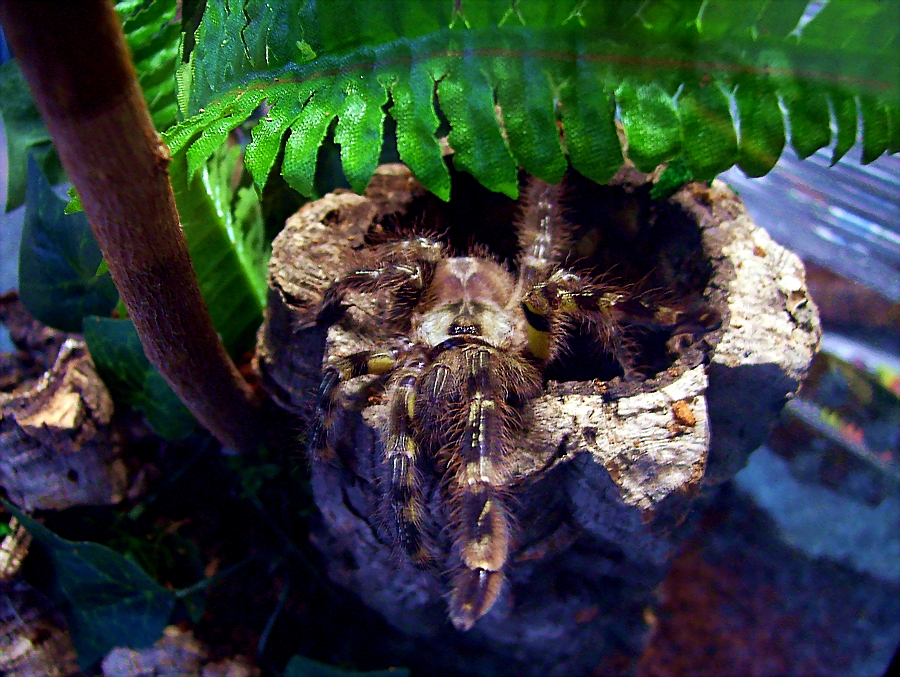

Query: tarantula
308;177;716;631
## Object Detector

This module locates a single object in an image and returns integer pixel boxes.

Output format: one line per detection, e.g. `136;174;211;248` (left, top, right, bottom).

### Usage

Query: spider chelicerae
308;176;718;631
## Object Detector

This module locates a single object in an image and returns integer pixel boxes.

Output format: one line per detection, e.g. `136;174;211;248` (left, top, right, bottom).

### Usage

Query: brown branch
0;0;260;451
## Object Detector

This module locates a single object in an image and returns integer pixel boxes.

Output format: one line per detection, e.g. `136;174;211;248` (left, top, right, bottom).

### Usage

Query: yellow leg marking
526;325;550;360
406;389;416;419
367;355;396;374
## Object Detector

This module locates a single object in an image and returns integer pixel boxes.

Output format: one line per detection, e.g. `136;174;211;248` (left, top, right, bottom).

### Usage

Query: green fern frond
116;0;180;131
165;0;899;199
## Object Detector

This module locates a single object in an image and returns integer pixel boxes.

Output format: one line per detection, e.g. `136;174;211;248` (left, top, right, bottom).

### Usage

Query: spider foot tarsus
522;270;639;374
450;567;506;632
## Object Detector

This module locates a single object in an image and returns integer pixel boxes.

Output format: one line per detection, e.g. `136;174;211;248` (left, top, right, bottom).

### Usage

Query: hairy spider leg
308;347;403;461
522;270;721;372
515;178;571;289
317;236;445;326
446;345;540;631
521;270;640;375
382;353;434;565
311;237;446;459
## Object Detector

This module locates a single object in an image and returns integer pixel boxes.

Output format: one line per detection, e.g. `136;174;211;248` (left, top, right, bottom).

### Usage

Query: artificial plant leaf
754;0;809;39
783;80;832;160
170;147;267;356
677;80;737;180
735;77;784;177
557;46;623;185
283;655;409;677
830;89;858;166
436;50;518;198
380;49;451;200
860;96;890;165
82;316;197;440
166;0;900;202
1;501;176;670
488;32;567;184
116;0;180;132
334;64;389;194
617;80;681;172
18;158;118;332
0;60;65;212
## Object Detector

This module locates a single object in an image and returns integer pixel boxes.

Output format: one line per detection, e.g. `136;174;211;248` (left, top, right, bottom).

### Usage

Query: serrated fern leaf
170;146;268;356
166;0;899;199
116;0;180;132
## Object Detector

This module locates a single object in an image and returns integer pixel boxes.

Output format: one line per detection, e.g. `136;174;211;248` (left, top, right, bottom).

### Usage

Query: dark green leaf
888;106;900;154
0;60;65;212
490;32;567;184
698;0;767;41
245;84;306;189
1;501;176;670
284;655;409;677
335;62;389;194
116;0;180;132
830;89;858;165
617;81;681;172
18;159;118;332
558;45;623;185
783;81;832;159
380;49;451;200
282;82;341;198
82;317;196;440
650;158;695;200
754;0;809;39
677;80;737;180
437;49;519;198
735;77;784;177
860;96;890;164
170;0;900;202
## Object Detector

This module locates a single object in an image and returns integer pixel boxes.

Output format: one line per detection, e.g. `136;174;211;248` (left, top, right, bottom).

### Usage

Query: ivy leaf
1;500;177;670
0;60;65;212
18;158;118;332
82;316;196;440
284;656;409;677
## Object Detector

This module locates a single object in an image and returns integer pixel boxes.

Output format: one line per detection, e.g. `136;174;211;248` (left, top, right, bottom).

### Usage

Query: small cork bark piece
0;577;79;677
0;338;127;511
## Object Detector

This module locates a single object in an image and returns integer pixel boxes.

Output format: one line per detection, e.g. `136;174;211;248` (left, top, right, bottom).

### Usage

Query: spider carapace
309;177;718;631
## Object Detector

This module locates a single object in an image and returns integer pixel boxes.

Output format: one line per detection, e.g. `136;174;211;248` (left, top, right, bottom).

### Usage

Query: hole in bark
66;468;79;483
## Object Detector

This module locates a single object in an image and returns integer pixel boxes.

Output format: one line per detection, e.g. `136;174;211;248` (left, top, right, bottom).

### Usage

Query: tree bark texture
257;164;821;676
0;0;258;452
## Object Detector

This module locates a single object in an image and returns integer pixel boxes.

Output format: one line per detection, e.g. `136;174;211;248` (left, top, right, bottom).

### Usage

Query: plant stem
0;0;260;451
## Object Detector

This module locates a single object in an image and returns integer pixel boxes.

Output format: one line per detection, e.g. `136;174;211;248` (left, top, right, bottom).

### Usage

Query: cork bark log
256;164;820;677
1;294;127;511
